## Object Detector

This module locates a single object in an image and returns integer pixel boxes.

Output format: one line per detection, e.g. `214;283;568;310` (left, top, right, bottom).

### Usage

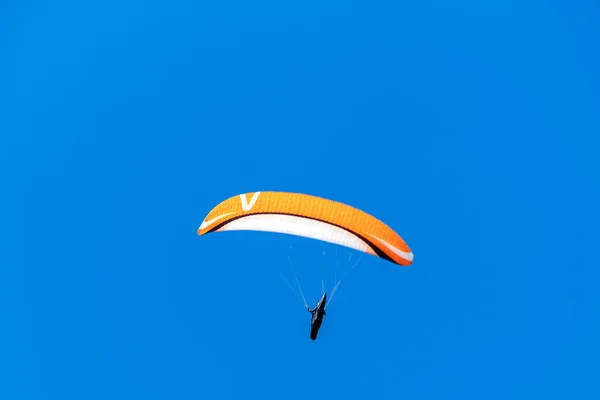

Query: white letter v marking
240;192;261;211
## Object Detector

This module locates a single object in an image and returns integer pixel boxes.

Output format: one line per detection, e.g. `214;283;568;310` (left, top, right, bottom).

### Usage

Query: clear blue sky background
2;0;599;399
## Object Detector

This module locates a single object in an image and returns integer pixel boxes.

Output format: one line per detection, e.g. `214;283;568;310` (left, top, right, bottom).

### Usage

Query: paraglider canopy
197;191;413;266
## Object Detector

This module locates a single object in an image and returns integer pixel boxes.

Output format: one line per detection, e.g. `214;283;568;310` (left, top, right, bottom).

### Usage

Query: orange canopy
198;191;413;266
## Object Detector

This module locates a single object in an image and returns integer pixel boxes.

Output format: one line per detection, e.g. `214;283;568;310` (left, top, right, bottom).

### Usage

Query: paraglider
197;191;413;339
308;292;327;340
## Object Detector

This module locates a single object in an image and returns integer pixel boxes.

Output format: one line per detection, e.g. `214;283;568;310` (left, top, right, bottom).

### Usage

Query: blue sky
2;0;599;398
